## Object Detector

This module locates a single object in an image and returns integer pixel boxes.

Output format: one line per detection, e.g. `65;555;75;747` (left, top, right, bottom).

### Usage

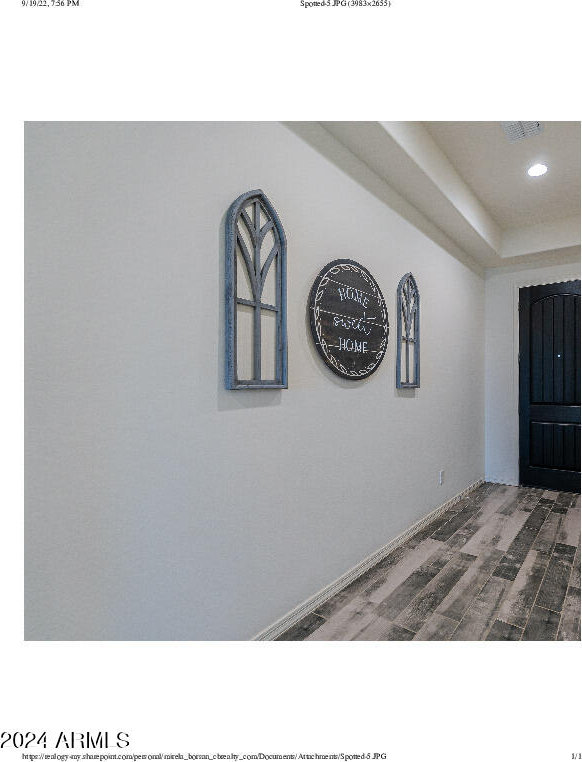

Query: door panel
530;422;580;470
519;280;581;491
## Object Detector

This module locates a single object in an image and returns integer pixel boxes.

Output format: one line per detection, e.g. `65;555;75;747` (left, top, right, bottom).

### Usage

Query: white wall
25;122;485;640
485;261;580;486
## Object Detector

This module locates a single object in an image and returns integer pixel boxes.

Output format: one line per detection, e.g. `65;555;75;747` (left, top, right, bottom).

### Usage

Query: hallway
24;123;581;644
278;483;581;641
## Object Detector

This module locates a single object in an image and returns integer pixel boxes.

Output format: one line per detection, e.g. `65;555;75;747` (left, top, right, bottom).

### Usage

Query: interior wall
485;260;581;486
25;122;485;640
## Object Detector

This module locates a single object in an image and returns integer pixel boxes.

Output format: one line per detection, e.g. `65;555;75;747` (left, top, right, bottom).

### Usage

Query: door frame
513;277;579;489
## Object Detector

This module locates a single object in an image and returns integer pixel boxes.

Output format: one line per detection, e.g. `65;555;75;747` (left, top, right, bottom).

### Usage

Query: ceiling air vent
501;121;543;142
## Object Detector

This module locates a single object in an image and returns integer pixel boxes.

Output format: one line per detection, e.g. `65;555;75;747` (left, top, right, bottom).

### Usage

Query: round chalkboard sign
308;259;389;379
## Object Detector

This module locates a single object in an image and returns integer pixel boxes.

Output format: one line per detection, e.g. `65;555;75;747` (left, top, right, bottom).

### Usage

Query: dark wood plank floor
277;483;581;641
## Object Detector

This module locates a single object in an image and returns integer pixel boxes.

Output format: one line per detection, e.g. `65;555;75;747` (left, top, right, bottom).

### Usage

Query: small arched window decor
396;272;420;388
225;189;287;389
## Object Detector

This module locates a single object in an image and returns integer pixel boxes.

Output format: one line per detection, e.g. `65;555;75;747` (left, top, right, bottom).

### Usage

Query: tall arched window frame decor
225;189;287;390
396;272;420;388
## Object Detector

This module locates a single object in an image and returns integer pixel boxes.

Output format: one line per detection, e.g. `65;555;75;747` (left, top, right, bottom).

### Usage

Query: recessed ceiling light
527;163;548;177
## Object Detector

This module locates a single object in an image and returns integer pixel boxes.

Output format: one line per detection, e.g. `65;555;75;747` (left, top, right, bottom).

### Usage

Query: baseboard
486;477;519;487
253;477;485;641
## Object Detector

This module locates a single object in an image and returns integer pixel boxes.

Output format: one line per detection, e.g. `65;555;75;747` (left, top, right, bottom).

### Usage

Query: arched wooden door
519;279;581;491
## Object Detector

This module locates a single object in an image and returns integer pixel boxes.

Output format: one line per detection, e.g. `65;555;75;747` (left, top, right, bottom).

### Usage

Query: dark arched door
519;280;580;491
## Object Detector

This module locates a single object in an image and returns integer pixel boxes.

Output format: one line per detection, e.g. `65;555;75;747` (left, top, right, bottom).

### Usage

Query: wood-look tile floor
277;483;581;641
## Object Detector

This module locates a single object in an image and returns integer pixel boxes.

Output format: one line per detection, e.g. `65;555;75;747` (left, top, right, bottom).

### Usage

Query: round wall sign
308;259;389;379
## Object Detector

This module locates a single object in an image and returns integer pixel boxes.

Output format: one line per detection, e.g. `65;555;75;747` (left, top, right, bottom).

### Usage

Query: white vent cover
501;121;543;142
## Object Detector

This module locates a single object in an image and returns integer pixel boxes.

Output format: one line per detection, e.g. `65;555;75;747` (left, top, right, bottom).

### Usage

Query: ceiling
286;121;581;272
424;121;580;229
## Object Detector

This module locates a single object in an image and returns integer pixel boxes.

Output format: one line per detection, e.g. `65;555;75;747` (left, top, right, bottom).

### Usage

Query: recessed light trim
527;163;548;177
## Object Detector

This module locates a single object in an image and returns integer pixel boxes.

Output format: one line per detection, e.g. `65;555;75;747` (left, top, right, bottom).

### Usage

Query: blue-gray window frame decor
225;189;287;390
396;272;420;388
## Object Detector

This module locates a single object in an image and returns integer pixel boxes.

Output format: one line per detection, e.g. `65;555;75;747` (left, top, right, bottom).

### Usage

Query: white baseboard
486;477;519;487
253;478;485;641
